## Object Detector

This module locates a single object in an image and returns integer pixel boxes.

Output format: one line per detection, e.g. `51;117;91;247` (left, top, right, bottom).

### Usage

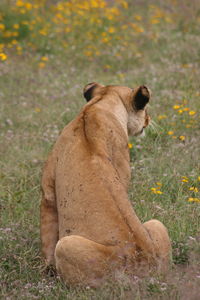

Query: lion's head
83;83;151;137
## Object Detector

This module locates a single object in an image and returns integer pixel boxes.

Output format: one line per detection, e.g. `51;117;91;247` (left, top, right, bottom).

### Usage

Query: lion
40;83;171;287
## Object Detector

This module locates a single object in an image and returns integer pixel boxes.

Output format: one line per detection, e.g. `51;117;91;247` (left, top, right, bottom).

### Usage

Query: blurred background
0;1;200;299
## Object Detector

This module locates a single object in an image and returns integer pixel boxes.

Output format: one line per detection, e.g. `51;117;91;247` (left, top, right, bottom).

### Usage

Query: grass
0;0;200;299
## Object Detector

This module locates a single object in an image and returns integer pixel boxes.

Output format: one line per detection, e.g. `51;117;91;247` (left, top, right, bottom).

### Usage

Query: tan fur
40;84;171;286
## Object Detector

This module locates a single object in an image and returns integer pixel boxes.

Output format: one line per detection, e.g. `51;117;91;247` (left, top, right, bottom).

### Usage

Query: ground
0;0;200;299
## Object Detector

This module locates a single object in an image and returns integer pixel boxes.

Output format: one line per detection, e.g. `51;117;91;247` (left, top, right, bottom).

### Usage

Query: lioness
40;83;171;286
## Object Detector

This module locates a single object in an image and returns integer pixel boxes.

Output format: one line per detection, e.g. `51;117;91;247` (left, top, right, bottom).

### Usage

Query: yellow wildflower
65;27;71;33
156;190;163;194
11;39;18;45
13;24;19;29
158;115;167;120
189;187;199;193
188;198;200;203
12;31;19;37
128;143;133;149
134;15;142;21
188;198;193;202
120;1;128;9
0;23;5;30
178;109;183;114
109;7;120;16
151;187;163;194
24;3;32;10
173;105;180;110
189;110;196;116
131;23;144;33
39;29;47;36
198;176;200;181
182;179;188;183
20;9;26;14
38;62;45;68
118;73;125;79
84;50;93;57
3;31;12;38
150;18;160;24
16;0;24;7
168;131;174;135
182;176;189;183
41;56;48;61
16;46;22;53
108;27;115;34
102;37;109;43
0;53;7;61
179;135;185;141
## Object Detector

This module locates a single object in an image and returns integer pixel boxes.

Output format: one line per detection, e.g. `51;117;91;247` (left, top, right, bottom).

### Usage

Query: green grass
0;0;200;299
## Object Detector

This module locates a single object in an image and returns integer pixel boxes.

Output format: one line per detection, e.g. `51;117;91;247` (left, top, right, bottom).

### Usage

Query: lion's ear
133;85;151;110
83;82;98;102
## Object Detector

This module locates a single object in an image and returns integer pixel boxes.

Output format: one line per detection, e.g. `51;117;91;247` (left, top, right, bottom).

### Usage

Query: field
0;0;200;299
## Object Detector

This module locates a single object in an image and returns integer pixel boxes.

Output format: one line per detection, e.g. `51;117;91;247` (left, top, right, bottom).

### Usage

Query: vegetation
0;0;200;298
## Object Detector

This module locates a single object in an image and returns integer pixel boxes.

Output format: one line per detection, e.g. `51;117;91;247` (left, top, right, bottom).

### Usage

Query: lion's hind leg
143;219;172;272
40;160;58;266
55;235;119;287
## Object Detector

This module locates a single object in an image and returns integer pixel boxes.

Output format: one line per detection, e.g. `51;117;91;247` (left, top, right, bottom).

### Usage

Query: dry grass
0;0;200;299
